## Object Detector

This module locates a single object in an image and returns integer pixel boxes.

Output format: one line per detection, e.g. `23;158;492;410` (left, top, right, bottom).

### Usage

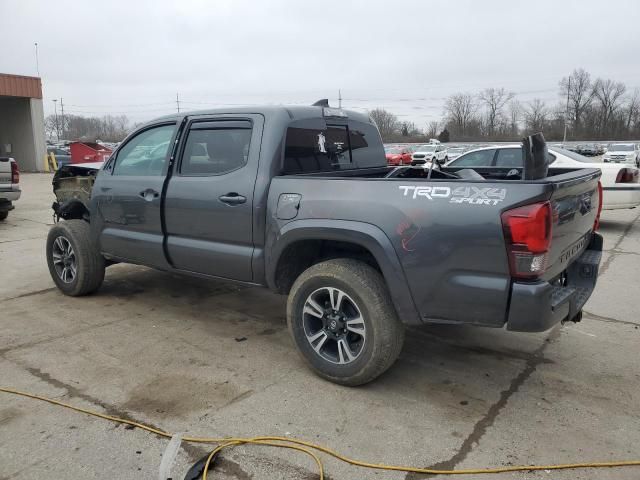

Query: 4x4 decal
399;185;507;205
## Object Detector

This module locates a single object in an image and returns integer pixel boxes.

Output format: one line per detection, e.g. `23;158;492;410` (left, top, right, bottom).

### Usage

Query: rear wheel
287;258;405;386
46;220;105;296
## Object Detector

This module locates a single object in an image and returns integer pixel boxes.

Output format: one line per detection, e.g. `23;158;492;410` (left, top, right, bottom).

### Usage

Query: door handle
219;193;246;205
139;189;160;201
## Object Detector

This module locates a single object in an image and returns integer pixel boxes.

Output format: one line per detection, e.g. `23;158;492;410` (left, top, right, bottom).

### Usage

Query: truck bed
268;166;601;329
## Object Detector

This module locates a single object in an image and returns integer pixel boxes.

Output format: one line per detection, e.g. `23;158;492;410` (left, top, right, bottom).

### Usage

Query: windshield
417;145;436;152
608;144;634;152
385;147;401;154
551;147;592;163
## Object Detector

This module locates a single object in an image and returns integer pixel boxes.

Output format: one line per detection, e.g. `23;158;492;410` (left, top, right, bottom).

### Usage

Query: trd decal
398;185;506;205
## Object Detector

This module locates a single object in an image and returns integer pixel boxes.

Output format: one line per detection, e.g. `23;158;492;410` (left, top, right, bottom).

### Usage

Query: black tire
0;211;7;221
287;258;405;386
46;220;105;296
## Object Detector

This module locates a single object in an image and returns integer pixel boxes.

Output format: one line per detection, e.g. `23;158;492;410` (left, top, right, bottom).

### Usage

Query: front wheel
0;211;8;221
287;258;405;386
46;220;105;296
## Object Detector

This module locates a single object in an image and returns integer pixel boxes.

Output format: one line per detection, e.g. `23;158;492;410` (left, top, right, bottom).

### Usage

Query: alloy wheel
52;236;77;283
302;287;366;365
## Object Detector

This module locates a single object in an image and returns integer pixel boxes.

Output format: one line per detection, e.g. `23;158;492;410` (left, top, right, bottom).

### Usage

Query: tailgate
0;157;12;188
543;168;601;281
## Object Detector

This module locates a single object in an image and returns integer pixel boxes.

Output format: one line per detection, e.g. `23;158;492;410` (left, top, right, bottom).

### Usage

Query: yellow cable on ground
2;386;640;478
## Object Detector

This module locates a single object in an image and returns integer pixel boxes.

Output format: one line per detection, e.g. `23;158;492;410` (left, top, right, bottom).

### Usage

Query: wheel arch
54;199;90;221
267;219;421;325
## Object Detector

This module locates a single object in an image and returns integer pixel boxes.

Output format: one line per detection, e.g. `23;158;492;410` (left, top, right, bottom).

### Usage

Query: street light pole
34;42;40;77
60;98;65;140
563;76;571;144
52;99;59;141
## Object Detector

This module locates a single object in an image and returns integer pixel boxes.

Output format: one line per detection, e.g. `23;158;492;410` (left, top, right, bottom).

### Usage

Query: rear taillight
593;181;603;231
10;160;19;185
501;201;553;280
615;168;639;183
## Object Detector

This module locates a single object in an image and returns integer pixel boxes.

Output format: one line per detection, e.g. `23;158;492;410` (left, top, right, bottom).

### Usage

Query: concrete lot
1;173;639;480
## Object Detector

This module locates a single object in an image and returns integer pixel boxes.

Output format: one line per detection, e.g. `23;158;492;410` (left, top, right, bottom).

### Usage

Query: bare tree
478;87;514;136
369;108;399;139
46;114;132;142
443;93;477;136
508;99;521;136
524;99;548;132
425;121;439;139
624;89;640;132
559;68;594;133
44;116;60;140
592;78;626;134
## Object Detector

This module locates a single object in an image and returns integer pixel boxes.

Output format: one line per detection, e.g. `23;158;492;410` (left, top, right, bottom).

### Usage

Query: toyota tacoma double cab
47;102;603;385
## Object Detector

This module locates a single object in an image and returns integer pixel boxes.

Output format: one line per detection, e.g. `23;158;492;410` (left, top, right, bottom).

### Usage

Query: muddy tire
46;220;105;296
287;258;405;386
0;211;7;221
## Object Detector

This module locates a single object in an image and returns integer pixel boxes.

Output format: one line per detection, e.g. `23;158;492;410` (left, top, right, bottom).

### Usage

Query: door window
494;148;523;167
113;124;175;176
450;149;496;167
181;123;252;175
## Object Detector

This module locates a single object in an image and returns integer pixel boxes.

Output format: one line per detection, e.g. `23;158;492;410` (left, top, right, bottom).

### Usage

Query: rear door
92;122;177;268
163;114;264;281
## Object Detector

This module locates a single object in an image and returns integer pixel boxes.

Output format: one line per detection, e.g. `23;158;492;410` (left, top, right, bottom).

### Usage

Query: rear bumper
506;233;602;332
602;186;640;210
0;187;20;206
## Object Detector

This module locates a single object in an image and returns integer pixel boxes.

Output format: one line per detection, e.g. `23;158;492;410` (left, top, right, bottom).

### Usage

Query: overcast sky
1;0;639;126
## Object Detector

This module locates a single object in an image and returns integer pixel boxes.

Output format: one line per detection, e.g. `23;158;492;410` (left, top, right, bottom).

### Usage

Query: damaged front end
52;163;102;221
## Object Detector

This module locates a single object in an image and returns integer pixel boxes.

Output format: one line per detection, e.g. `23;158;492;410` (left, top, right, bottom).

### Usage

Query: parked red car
385;146;412;165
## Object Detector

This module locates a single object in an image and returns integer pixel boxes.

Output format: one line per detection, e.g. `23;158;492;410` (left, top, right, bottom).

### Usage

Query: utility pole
60;98;65;140
34;42;40;77
563;76;571;144
338;89;342;108
52;99;59;140
176;93;180;113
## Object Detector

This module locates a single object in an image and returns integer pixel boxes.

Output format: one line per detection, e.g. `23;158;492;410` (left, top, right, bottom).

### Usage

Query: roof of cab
149;105;372;125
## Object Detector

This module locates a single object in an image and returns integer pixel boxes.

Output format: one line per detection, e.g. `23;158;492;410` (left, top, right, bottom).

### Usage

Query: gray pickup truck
47;104;603;385
0;157;20;221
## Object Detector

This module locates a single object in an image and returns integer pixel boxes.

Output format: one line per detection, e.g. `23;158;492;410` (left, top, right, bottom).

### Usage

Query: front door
92;123;177;268
164;115;263;281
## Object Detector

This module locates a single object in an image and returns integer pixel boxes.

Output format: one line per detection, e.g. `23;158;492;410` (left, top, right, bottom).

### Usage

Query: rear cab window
282;119;385;174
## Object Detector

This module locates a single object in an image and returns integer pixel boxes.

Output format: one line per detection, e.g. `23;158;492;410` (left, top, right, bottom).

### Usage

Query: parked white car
603;143;639;166
445;145;640;210
0;157;21;221
410;143;448;166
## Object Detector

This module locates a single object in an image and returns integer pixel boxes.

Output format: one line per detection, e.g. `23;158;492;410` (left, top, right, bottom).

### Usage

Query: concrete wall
29;98;46;171
0;96;46;171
